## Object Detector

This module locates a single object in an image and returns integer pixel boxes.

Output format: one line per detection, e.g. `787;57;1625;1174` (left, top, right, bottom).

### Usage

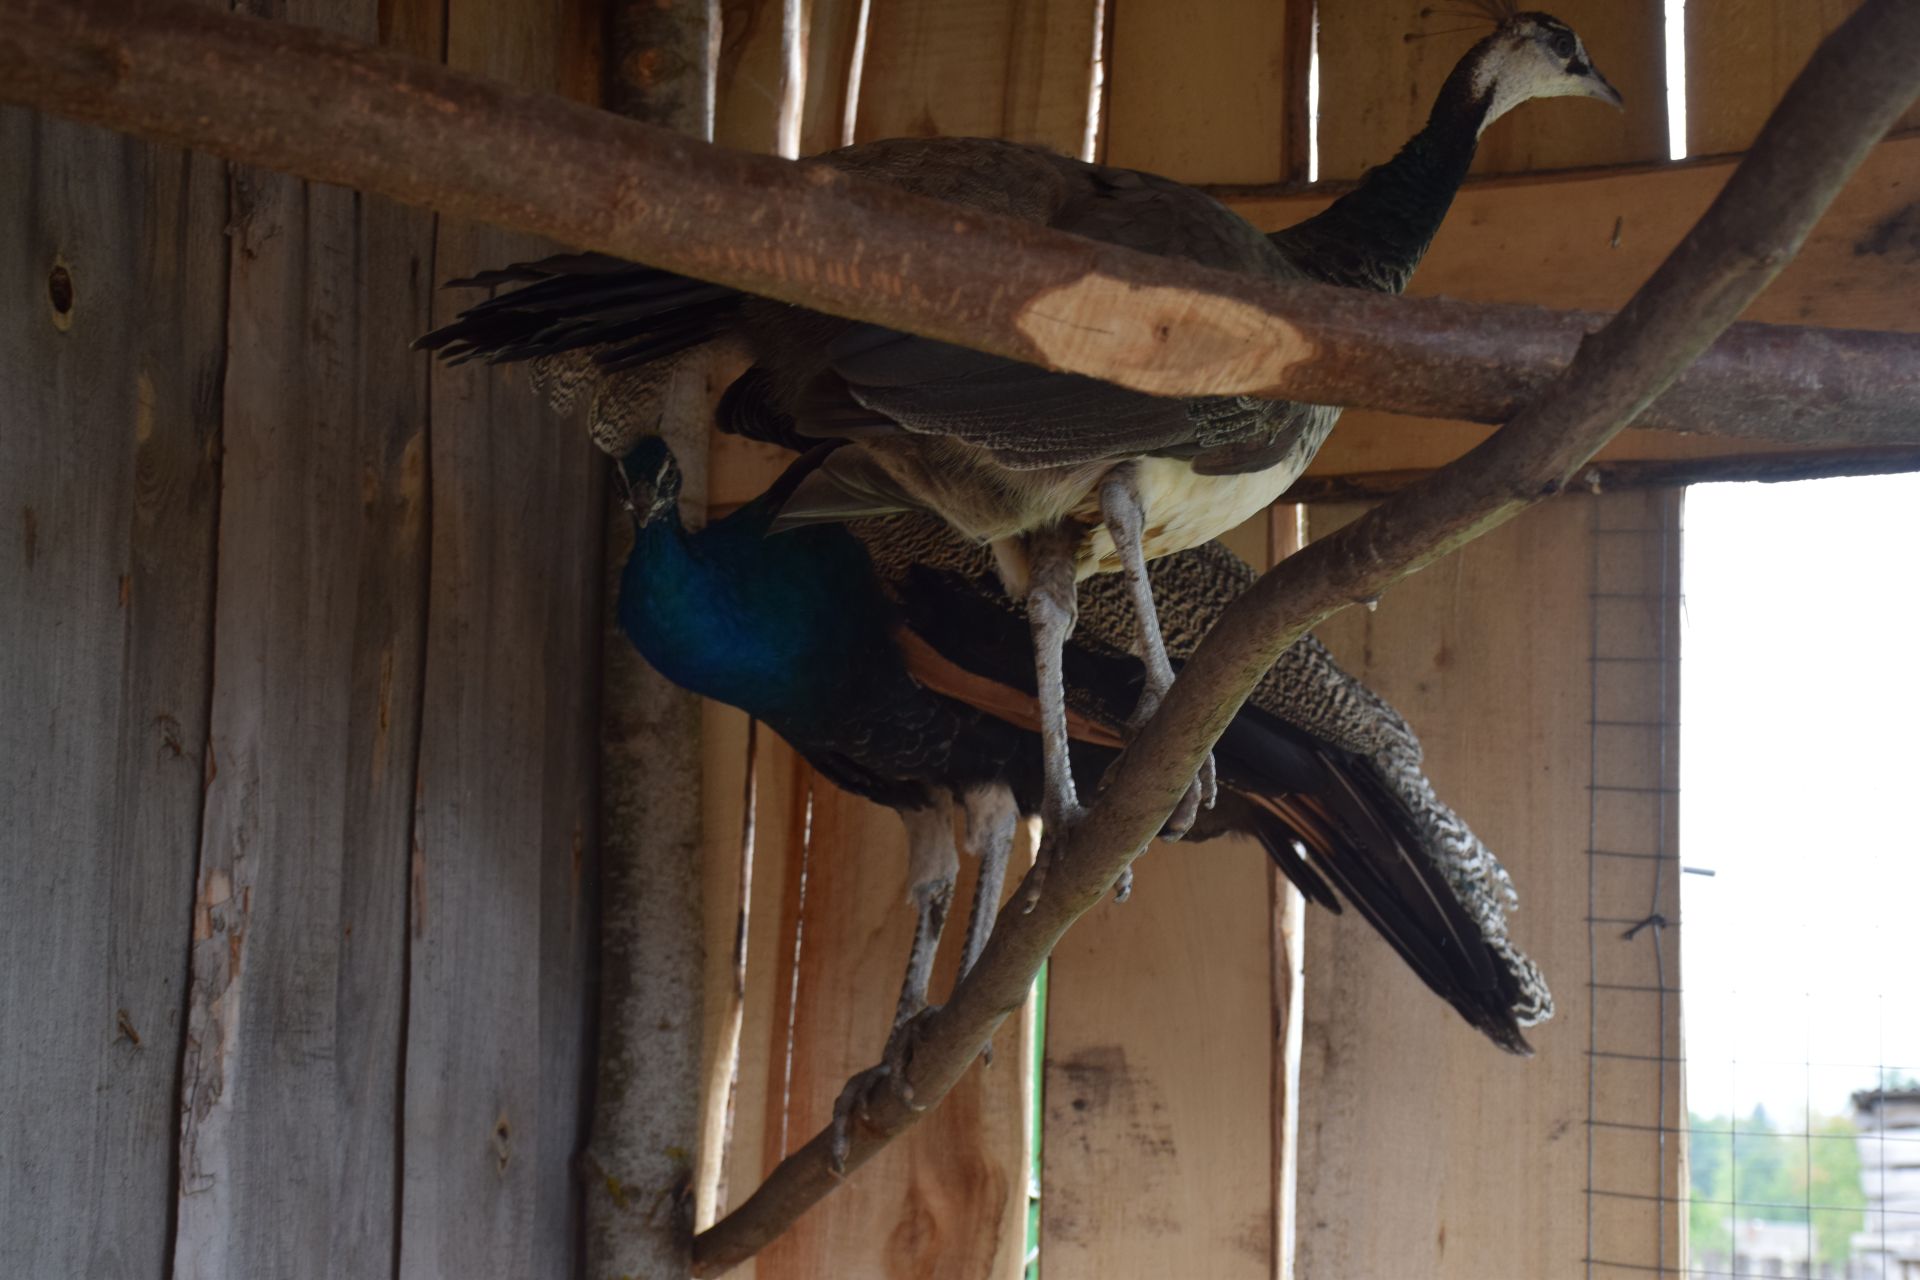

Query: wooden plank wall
1;84;226;1280
1103;0;1303;182
854;0;1101;155
1685;0;1920;157
170;0;435;1270
1;1;605;1276
1296;492;1684;1279
402;1;602;1274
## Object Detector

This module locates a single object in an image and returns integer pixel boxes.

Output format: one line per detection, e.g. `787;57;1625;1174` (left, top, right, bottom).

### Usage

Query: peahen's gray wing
794;139;1320;473
416;134;1326;470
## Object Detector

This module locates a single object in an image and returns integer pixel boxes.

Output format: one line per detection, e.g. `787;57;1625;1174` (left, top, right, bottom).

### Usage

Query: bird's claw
1159;751;1218;842
1021;797;1086;913
827;1007;936;1175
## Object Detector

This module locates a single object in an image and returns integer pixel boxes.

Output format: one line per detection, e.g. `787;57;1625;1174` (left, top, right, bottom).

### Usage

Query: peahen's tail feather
415;251;742;369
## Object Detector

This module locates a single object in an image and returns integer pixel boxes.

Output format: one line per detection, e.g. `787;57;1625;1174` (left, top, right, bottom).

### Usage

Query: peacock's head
1452;5;1624;133
616;436;684;527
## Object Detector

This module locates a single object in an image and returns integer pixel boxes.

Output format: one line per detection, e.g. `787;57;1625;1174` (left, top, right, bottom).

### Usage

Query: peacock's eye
1546;29;1577;60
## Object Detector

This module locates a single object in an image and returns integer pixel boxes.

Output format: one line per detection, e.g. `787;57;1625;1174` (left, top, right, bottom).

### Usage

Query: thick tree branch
584;9;719;1278
2;0;1919;451
1283;444;1920;503
690;0;1920;1271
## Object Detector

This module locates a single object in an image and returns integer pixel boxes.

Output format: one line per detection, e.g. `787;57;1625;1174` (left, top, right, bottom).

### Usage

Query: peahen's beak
1583;61;1625;110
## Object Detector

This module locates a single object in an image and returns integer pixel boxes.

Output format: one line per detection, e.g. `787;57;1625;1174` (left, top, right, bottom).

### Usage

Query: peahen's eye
1546;29;1577;59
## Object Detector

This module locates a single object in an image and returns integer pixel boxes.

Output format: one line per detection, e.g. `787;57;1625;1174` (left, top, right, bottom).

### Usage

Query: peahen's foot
1125;684;1217;842
1020;790;1086;913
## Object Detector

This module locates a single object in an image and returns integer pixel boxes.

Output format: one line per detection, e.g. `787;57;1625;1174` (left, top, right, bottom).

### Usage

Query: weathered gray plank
168;0;436;1269
399;3;602;1274
0;108;224;1279
401;217;602;1279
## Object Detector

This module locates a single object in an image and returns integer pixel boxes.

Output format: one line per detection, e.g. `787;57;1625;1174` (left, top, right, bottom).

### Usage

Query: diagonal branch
689;0;1920;1271
1;0;1919;451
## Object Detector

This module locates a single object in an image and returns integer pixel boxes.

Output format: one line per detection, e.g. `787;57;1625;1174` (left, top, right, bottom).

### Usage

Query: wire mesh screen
1584;490;1688;1277
1674;475;1920;1280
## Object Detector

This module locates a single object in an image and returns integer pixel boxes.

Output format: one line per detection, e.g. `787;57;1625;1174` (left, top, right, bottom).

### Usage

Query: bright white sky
1681;474;1920;1123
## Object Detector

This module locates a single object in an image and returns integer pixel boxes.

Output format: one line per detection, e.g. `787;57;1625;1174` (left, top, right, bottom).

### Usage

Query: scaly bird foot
828;1007;936;1175
1123;684;1217;843
1020;794;1086;914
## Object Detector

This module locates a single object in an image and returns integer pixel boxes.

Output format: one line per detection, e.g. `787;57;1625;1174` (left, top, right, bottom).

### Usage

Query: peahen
420;7;1625;876
616;437;1553;1107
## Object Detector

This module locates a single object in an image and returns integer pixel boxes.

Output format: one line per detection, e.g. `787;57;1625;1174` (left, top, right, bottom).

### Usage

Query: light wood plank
1041;509;1277;1280
0;105;225;1280
797;0;866;155
718;0;797;155
1316;0;1667;181
1296;493;1682;1279
1041;844;1276;1278
1104;0;1296;183
400;1;602;1275
1687;0;1920;157
1224;135;1920;476
1269;503;1308;1280
854;0;1100;155
704;733;810;1280
752;784;1033;1280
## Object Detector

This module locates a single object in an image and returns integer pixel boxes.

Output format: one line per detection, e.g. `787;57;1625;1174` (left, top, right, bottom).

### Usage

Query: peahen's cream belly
1071;456;1301;578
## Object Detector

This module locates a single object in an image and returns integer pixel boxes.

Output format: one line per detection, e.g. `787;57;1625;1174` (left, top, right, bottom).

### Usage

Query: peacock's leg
1020;526;1085;909
958;785;1018;981
1099;465;1217;852
832;799;960;1172
893;797;960;1028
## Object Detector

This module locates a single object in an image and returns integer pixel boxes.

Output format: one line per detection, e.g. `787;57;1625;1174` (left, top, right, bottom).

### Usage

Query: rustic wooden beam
689;0;1920;1270
2;0;1919;450
1283;444;1920;503
585;5;720;1277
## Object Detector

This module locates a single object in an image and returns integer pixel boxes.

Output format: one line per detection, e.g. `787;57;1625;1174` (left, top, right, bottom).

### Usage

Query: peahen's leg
1020;526;1085;909
1098;465;1217;849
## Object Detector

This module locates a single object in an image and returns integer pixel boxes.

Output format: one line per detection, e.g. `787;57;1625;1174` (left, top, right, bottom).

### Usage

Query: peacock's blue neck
619;499;901;728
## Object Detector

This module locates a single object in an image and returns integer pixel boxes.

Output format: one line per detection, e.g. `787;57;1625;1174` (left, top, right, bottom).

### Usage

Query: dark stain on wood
46;260;73;330
1051;1044;1178;1160
1855;201;1920;260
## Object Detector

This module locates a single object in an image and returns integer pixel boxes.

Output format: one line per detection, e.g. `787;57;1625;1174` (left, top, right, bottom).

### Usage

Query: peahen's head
1446;5;1623;134
616;436;684;527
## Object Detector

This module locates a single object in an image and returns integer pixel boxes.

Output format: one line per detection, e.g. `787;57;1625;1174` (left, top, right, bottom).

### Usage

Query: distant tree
1689;1113;1733;1255
1687;1107;1867;1270
1807;1113;1867;1269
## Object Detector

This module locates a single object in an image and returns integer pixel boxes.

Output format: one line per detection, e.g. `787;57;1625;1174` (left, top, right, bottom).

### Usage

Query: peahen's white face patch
1471;16;1623;134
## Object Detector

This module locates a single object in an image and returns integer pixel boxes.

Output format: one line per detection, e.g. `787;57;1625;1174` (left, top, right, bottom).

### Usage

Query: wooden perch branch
690;0;1920;1271
1284;444;1920;504
2;0;1919;451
